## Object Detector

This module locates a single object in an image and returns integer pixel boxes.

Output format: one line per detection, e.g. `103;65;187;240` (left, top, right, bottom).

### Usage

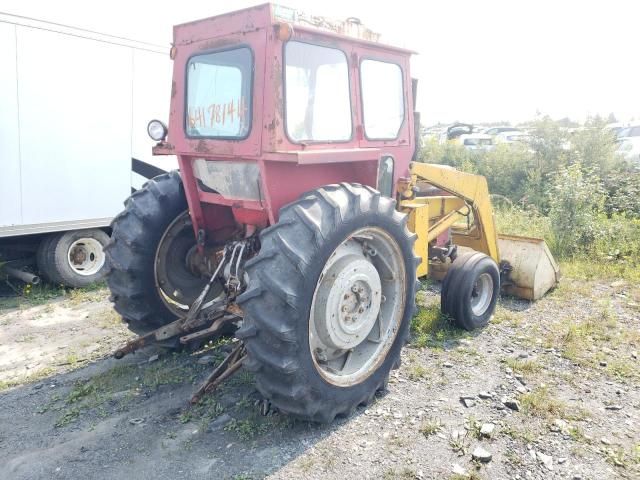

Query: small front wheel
441;251;500;331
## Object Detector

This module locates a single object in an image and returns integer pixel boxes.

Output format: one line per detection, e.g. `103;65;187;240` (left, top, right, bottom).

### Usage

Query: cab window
360;60;404;139
186;47;252;138
284;41;352;142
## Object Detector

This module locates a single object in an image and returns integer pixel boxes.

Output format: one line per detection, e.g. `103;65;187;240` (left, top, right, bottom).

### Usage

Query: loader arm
404;162;500;265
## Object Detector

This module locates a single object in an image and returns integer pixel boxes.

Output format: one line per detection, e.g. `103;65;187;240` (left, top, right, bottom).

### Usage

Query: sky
3;0;639;125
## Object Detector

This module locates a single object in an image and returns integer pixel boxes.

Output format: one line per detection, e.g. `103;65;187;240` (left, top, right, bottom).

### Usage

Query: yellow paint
405;162;500;264
403;202;429;277
400;162;560;299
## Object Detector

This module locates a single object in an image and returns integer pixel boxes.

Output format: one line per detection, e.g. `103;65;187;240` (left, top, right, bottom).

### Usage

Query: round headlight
147;119;168;142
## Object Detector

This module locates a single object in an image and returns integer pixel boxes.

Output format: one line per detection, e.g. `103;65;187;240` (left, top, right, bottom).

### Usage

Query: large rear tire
104;171;210;333
237;184;419;423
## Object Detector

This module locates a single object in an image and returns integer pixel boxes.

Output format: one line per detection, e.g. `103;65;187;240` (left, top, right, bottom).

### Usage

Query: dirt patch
0;280;638;479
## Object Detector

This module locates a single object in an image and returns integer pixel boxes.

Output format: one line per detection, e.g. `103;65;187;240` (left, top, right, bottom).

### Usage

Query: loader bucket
498;234;560;300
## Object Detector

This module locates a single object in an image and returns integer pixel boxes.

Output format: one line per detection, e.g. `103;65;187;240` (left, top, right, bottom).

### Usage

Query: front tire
237;184;419;423
441;251;500;331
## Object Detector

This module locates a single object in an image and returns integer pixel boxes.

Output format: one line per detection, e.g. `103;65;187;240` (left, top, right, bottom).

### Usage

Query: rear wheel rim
309;227;407;387
470;272;494;316
67;238;105;276
154;211;214;317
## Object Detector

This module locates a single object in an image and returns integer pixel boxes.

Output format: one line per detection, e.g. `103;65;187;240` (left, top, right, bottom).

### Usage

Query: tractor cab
152;3;415;232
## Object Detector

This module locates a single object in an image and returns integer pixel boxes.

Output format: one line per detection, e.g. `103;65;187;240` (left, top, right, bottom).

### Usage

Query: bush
602;166;640;219
547;163;605;257
420;118;640;270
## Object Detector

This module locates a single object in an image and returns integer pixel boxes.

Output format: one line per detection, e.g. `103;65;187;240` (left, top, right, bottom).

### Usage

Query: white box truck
0;13;176;287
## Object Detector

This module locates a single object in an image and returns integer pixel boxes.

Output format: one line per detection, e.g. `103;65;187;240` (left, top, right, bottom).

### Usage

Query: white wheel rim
471;272;494;316
67;238;105;276
309;227;407;387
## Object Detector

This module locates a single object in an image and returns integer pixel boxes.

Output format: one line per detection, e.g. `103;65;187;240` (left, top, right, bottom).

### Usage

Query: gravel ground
0;278;638;480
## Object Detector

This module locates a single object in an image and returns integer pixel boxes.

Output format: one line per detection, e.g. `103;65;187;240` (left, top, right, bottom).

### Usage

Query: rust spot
171;81;176;99
199;37;237;51
195;140;210;153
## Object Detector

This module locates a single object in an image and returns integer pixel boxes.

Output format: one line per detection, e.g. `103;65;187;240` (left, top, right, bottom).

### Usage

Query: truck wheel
37;229;110;288
104;171;213;333
441;251;499;331
237;184;419;423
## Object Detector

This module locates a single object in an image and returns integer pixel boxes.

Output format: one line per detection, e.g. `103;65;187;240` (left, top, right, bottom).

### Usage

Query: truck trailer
0;12;176;287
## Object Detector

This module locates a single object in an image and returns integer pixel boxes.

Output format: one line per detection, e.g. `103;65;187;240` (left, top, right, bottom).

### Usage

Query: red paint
162;3;415;239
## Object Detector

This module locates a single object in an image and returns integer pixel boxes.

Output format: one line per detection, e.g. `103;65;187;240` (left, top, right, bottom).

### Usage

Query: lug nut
358;307;364;313
351;285;359;293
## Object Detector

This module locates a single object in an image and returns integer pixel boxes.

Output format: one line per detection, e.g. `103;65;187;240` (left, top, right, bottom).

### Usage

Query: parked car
494;131;531;145
459;134;494;151
440;123;474;144
604;122;629;139
483;126;521;136
616;122;640;163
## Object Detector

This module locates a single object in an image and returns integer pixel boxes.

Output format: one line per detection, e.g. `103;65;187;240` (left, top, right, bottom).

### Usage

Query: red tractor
105;4;558;422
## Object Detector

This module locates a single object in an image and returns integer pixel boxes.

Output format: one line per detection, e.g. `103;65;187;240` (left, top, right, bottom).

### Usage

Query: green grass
502;423;538;443
0;366;56;392
505;358;542;376
0;281;107;312
223;417;269;440
419;418;442;438
49;352;208;428
411;304;470;349
179;396;224;430
519;386;566;418
494;206;640;283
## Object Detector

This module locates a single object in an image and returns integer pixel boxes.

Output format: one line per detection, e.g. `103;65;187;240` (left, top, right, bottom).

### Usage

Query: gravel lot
0;278;638;479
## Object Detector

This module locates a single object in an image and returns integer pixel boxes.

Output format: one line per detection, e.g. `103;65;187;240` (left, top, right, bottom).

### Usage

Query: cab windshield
185;47;252;139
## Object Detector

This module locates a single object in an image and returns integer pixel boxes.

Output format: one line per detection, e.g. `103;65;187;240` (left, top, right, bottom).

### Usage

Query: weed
492;306;521;326
0;366;56;392
465;415;483;439
567;425;591;443
411;304;470;349
505;358;541;376
448;429;472;455
520;386;566;418
408;364;429;381
66;283;107;305
383;467;417;479
66;380;98;404
607;359;638;380
224;417;268;440
55;407;81;427
501;424;538;443
605;447;630;469
179;396;225;430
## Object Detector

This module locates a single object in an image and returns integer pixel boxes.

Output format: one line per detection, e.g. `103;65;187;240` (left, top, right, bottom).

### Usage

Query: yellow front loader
403;162;559;316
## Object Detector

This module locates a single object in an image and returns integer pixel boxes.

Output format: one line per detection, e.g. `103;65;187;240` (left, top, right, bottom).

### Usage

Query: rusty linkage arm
113;240;250;359
190;342;246;404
